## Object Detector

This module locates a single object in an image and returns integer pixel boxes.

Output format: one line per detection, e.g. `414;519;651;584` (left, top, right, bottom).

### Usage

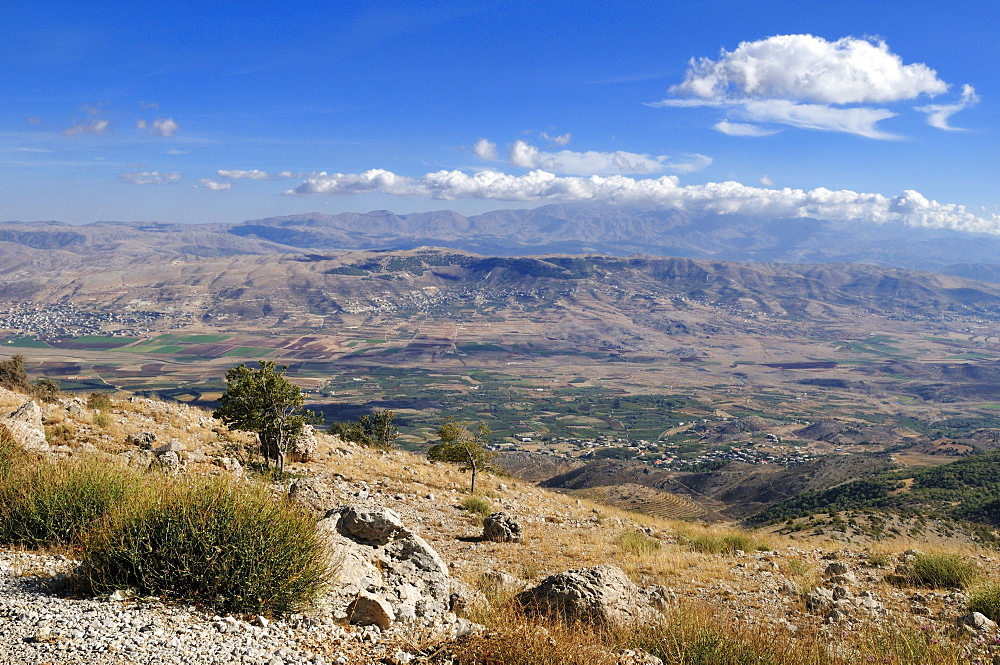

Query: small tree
0;355;30;393
330;410;398;450
32;377;60;403
213;361;322;473
427;419;495;494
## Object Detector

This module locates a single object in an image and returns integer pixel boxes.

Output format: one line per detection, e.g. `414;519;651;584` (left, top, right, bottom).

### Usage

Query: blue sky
2;1;998;233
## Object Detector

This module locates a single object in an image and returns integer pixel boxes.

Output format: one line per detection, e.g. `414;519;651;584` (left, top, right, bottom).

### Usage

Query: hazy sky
3;1;998;233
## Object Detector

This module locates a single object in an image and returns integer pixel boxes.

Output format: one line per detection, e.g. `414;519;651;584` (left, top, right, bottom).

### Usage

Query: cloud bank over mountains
286;168;1000;235
653;34;977;139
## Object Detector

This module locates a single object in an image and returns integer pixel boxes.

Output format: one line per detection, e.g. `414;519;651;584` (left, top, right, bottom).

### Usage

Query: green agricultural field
2;336;52;348
222;347;273;358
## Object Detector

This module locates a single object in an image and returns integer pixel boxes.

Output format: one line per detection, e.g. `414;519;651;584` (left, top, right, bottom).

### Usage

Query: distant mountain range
4;204;1000;281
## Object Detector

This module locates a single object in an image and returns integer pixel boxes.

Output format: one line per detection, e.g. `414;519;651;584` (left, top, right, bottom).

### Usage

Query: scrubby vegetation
907;552;979;589
459;494;494;517
0;436;330;616
967;583;1000;621
76;476;329;616
748;450;1000;537
679;529;770;555
449;594;963;665
0;455;139;549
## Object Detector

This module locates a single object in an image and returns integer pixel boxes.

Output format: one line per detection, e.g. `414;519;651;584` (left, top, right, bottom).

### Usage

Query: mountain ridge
5;203;1000;279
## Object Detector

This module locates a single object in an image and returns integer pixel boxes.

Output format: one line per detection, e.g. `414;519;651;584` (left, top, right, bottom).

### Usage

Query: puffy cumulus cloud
657;34;973;139
472;138;498;161
198;179;231;190
670;34;946;104
286;168;1000;235
137;118;179;137
508;140;711;175
119;171;182;185
759;175;776;186
713;120;781;137
915;84;980;131
289;169;428;197
62;119;109;137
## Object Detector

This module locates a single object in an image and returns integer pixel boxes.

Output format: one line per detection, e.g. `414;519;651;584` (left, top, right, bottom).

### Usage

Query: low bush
618;530;661;556
909;552;978;589
0;456;139;549
87;392;113;410
75;476;330;616
967;583;1000;621
460;494;493;517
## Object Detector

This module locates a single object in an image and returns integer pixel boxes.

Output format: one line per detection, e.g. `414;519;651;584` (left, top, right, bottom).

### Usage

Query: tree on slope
330;409;399;450
427;419;495;494
213;361;322;473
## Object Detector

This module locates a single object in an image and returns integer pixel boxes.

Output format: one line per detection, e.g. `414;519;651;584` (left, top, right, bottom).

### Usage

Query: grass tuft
908;552;978;589
967;583;1000;621
617;530;661;556
460;494;493;517
75;475;329;616
0;455;140;548
682;530;766;555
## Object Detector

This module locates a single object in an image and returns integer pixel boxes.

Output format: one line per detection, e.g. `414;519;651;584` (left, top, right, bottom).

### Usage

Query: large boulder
516;565;661;627
1;400;48;453
320;504;452;624
289;425;319;462
483;512;523;543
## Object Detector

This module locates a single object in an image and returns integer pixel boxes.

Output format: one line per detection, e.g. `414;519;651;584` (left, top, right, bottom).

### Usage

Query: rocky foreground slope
3;387;1000;664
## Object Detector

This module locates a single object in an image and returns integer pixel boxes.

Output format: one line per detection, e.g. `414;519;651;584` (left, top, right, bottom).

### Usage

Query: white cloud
62;119;109;137
713;120;781;137
472;138;498;161
671;34;946;104
508;139;711;175
217;169;272;180
139;101;159;110
759;175;775;186
119;171;182;185
915;84;980;130
657;34;969;138
167;149;188;155
742;100;899;140
137;118;179;137
27;117;40;124
540;131;572;146
198;179;231;190
286;168;1000;234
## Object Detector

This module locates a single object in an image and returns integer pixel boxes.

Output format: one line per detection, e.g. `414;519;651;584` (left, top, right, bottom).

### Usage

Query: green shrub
87;392;112;410
968;583;1000;620
909;552;978;589
0;456;139;548
618;530;661;556
75;476;330;616
460;494;493;517
93;413;111;428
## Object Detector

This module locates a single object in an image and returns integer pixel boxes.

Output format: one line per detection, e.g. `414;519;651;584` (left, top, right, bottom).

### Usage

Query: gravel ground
0;551;426;665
